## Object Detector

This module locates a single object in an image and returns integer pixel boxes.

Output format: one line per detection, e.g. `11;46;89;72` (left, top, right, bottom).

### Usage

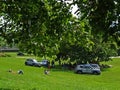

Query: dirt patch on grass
0;53;11;57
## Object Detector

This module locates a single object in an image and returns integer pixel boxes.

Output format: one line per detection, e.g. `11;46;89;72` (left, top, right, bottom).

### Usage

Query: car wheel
77;70;82;74
32;63;36;66
25;62;28;65
93;71;99;75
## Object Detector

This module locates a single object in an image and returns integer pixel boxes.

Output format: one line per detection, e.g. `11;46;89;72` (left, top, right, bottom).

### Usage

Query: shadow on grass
48;65;75;73
0;53;11;57
100;64;112;72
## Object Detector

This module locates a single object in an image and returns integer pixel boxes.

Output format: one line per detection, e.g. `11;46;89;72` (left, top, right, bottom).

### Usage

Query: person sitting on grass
18;70;24;75
44;69;49;75
8;69;12;72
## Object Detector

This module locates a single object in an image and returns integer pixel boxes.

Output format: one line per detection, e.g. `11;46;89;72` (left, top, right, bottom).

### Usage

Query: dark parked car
39;60;49;67
25;58;41;67
17;52;24;56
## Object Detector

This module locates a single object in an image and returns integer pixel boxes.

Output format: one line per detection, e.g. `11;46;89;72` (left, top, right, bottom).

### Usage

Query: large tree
0;0;119;63
56;18;118;64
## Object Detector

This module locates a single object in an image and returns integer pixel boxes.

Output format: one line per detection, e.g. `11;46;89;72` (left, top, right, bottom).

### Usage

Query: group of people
8;69;24;75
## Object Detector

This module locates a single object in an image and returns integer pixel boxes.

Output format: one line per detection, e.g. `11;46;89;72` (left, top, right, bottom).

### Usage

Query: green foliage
0;0;119;63
0;0;73;57
56;19;117;63
75;0;120;44
0;36;6;47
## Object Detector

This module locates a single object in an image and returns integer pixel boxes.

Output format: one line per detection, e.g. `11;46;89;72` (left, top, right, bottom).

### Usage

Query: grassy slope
0;52;120;90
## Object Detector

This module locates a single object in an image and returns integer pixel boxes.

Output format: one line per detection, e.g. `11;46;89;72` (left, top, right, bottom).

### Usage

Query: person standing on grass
51;60;55;68
47;61;51;69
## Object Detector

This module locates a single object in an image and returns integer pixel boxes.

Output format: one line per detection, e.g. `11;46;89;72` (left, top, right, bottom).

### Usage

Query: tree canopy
74;0;120;44
0;0;119;63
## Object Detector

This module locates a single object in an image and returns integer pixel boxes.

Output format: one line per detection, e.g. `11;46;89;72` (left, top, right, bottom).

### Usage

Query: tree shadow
0;53;11;57
100;64;112;72
49;65;74;72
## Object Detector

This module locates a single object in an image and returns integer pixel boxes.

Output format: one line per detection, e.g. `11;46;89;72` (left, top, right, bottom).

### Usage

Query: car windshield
33;59;38;62
42;60;47;62
91;64;100;68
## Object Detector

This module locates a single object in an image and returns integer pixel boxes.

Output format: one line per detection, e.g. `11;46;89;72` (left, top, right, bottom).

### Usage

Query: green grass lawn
0;52;120;90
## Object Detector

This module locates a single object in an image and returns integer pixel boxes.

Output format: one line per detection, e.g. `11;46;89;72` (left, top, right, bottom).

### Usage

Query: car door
28;60;33;65
83;66;92;73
